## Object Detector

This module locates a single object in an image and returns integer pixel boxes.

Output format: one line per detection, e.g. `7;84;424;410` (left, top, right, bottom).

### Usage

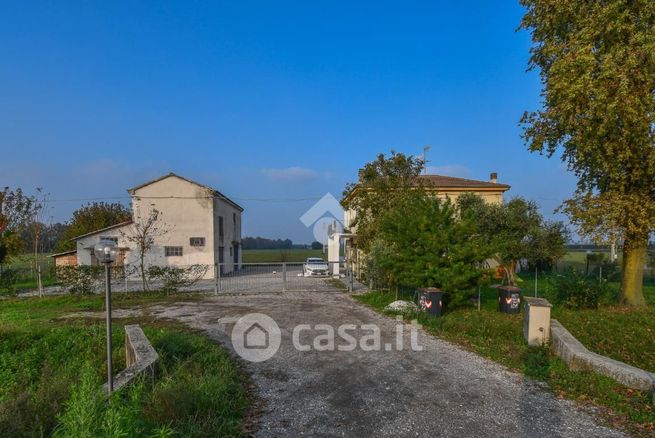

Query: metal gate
214;262;353;293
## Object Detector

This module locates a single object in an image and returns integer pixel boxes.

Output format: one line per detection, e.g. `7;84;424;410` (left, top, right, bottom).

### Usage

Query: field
0;292;249;437
242;248;325;263
355;280;655;435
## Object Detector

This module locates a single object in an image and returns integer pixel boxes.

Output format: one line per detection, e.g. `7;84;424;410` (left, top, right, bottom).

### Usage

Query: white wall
76;175;243;278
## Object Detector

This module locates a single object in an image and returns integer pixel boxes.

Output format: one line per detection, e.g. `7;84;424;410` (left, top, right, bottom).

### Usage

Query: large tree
458;194;569;286
374;190;492;302
342;151;426;253
56;202;131;251
520;0;655;305
0;187;39;263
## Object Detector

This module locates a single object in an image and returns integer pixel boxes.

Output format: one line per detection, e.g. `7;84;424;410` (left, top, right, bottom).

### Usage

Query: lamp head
94;239;118;264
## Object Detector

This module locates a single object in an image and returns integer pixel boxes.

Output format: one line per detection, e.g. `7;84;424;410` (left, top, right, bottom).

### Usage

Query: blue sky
0;1;577;243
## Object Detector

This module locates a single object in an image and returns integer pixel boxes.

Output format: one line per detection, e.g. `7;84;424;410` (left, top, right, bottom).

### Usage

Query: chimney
490;172;498;184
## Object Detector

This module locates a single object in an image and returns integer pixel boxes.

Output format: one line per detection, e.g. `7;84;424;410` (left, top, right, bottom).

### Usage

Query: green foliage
520;0;655;305
146;264;208;294
458;194;569;285
342;151;425;253
310;241;323;250
363;239;397;290
523;345;552;381
0;295;249;437
371;191;493;303
551;269;609;310
56;265;103;295
0;268;18;293
56;202;131;252
0;188;39;259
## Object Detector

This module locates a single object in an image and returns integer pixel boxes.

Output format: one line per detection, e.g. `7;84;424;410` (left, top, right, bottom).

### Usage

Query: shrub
56;265;103;295
551;269;608;309
0;268;18;293
146;265;208;293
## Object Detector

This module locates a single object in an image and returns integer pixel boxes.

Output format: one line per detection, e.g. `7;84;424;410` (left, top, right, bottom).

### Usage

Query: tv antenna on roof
422;145;431;175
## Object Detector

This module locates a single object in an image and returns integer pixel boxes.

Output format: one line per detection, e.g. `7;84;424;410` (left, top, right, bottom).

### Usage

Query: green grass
1;253;59;294
242;248;324;263
355;287;655;436
0;293;249;437
516;274;655;372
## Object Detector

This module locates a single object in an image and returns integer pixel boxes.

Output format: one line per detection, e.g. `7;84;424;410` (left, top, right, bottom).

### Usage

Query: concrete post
282;263;287;291
105;263;114;393
524;297;552;346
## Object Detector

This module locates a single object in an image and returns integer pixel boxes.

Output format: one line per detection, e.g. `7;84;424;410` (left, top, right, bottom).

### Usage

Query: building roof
50;249;78;257
127;172;244;211
342;173;510;204
417;174;510;189
71;220;133;241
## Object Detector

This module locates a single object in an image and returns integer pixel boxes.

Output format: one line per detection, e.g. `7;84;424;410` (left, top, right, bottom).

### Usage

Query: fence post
37;264;43;298
282;263;287;291
214;263;219;295
348;263;353;292
124;264;128;293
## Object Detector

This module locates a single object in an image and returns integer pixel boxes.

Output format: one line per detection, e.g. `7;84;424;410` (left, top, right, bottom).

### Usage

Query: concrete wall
53;253;78;267
103;324;158;394
131;176;216;272
213;197;242;273
551;319;655;394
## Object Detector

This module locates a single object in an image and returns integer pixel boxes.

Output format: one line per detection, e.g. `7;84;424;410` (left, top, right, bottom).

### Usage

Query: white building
73;173;243;276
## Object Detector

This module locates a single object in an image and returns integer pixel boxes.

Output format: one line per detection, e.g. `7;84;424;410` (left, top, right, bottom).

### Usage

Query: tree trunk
620;234;647;306
504;260;517;286
140;254;147;292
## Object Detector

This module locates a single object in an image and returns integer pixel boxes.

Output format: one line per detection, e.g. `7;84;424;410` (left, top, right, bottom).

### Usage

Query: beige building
331;172;510;277
73;173;243;277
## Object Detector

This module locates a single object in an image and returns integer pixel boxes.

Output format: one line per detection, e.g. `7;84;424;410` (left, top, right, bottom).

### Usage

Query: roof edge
71;220;133;241
127;172;244;211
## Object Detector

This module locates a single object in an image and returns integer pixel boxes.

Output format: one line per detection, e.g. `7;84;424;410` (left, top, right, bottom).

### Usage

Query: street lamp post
94;239;118;393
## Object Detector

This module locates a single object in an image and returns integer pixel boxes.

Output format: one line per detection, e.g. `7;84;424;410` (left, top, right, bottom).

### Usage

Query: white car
303;257;329;277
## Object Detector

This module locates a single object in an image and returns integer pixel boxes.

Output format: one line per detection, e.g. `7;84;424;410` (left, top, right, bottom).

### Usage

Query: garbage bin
498;285;521;314
418;287;444;317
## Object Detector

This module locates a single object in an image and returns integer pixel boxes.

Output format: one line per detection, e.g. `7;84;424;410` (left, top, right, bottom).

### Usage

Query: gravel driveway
149;291;623;437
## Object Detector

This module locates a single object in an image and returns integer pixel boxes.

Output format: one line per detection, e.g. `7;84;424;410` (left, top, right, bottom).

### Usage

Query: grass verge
242;249;324;263
0;292;250;437
355;289;655;436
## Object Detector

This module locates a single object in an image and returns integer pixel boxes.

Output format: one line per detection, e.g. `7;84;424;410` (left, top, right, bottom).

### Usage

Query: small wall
551;319;655;394
103;324;159;393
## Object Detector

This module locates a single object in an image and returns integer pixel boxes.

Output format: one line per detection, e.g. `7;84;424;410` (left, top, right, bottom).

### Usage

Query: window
190;237;205;247
218;216;224;242
229;246;233;256
99;236;118;244
165;246;183;257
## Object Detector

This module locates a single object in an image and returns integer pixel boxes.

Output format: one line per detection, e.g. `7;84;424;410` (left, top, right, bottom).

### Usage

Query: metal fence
4;259;355;296
214;262;352;293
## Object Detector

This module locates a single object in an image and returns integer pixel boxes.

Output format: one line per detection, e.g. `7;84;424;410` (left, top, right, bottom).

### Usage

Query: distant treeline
242;236;309;250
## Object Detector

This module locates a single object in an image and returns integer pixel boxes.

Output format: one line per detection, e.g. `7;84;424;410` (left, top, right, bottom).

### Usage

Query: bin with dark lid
498;285;521;314
418;287;444;317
